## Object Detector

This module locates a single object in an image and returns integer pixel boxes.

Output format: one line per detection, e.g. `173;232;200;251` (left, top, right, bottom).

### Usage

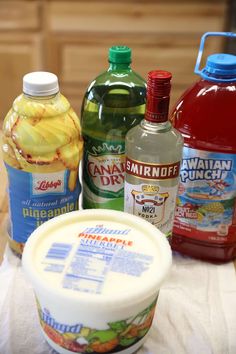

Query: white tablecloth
0;246;235;354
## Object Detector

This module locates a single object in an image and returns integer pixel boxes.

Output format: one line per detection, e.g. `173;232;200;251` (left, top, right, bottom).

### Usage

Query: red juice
170;32;236;263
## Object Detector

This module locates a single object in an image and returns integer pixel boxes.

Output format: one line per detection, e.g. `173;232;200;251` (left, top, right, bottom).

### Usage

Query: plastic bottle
170;32;236;263
124;70;183;237
81;46;146;211
2;71;83;255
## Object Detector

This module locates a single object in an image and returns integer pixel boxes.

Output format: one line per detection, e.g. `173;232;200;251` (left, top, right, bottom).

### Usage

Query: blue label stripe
65;274;103;282
46;243;72;260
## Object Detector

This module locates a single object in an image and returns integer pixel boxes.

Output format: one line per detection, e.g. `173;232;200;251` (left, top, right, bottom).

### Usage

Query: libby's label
32;171;65;195
6;164;80;246
37;299;157;353
82;135;125;210
174;147;236;243
125;158;181;236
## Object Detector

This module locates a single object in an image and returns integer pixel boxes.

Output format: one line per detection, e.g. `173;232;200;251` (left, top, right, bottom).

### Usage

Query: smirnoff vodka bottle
124;70;183;237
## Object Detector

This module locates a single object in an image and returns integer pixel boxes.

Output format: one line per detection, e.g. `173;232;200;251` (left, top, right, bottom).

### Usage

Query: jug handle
194;32;236;75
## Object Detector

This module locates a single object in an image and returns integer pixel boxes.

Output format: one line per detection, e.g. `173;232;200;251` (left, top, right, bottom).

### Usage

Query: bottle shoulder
2;93;80;140
126;121;183;150
172;79;236;110
125;126;183;164
86;69;146;89
127;120;182;137
171;79;236;152
10;92;71;118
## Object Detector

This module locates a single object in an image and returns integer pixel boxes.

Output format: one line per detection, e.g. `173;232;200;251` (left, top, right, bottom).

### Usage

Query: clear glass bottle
124;70;183;237
81;46;146;211
2;71;83;255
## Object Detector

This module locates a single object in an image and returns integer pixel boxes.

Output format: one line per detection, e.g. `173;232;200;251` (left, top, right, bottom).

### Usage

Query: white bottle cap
23;71;59;96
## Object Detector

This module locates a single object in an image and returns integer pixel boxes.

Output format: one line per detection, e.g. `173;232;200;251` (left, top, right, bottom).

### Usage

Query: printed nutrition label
63;242;114;294
42;238;153;294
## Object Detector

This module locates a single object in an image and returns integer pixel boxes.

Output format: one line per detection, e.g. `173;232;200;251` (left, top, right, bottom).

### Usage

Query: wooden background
0;0;229;124
0;0;231;262
0;0;235;269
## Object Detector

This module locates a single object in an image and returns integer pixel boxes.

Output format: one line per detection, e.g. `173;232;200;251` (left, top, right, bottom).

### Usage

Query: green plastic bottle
81;46;146;210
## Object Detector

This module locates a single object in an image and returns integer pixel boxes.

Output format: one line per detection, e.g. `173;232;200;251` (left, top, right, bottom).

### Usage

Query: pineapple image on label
131;185;169;226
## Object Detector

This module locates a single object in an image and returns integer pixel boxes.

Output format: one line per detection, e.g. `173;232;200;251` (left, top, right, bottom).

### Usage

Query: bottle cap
147;70;172;97
108;46;132;64
23;71;59;96
201;53;236;82
145;70;172;123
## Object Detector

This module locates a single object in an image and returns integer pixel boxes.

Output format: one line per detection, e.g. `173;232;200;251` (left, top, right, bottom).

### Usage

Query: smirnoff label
126;157;180;180
125;157;181;236
82;135;125;210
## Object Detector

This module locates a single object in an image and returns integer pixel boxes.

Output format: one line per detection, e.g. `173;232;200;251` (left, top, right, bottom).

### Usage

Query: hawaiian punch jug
81;46;146;210
2;72;83;255
170;32;236;262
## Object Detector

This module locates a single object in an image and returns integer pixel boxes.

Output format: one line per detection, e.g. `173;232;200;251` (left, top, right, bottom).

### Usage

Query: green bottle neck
108;62;132;71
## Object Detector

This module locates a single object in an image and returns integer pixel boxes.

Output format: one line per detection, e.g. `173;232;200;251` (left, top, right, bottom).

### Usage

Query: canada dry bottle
2;72;83;255
81;46;146;210
125;70;183;237
170;32;236;262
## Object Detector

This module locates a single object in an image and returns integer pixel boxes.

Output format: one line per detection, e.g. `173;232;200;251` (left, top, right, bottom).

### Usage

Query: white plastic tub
22;209;172;354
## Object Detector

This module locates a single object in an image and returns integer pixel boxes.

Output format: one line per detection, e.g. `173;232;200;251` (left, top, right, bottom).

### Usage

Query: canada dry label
82;135;125;210
6;164;80;245
173;147;236;243
125;157;180;236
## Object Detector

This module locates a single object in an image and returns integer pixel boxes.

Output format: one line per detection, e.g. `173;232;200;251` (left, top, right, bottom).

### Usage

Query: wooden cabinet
0;33;43;118
0;0;228;121
0;1;42;119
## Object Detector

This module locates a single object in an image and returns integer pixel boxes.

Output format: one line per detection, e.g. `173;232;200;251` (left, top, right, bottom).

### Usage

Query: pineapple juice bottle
2;72;83;255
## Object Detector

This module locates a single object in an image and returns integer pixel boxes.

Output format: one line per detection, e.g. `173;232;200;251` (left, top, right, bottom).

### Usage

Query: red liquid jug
170;32;236;263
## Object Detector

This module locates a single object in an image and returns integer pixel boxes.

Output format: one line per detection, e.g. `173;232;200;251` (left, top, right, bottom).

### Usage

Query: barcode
46;243;72;260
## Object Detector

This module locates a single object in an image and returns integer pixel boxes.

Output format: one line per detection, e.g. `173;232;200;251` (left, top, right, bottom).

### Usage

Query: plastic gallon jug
170;32;236;263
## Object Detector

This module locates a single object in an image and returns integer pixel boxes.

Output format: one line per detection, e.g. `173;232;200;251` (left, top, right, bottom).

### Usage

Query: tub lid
22;210;172;308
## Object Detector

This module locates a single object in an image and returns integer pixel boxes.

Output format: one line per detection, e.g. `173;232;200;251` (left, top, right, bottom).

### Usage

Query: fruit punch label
6;164;80;246
125;158;181;237
174;147;236;243
82;135;125;210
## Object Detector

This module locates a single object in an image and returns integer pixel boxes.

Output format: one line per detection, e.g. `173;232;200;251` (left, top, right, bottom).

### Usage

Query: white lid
22;210;172;309
23;71;59;96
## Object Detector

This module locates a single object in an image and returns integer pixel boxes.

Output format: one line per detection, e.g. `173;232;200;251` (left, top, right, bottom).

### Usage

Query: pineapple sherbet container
22;209;172;354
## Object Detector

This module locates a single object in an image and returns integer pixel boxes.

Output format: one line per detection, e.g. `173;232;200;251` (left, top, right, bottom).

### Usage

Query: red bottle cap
145;70;172;123
147;70;172;97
